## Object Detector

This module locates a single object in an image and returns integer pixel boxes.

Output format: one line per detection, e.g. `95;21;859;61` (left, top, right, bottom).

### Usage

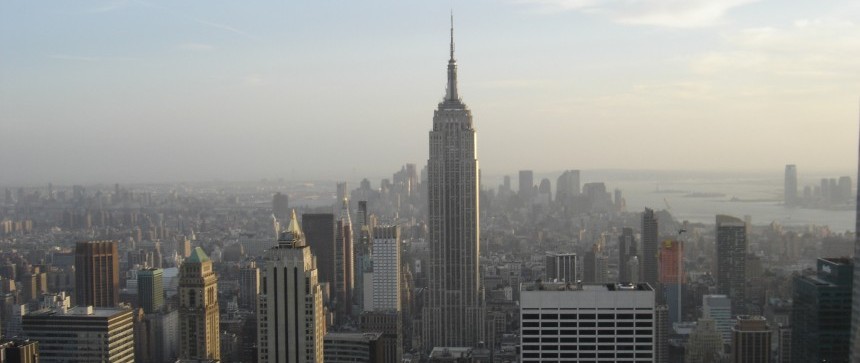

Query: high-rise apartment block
74;240;119;307
792;257;853;362
178;247;220;361
422;20;485;351
716;215;747;315
22;306;135;363
258;211;325;363
520;282;656;362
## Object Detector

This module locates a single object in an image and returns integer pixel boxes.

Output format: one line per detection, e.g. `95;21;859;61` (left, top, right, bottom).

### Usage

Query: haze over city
2;0;860;184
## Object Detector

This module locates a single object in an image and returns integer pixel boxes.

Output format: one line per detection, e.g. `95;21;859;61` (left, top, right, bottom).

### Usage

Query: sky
1;0;859;185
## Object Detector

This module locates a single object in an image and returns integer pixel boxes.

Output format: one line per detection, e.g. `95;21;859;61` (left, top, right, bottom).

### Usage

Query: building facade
137;268;164;314
716;215;747;315
74;240;119;307
22;306;134;363
732;316;771;363
257;211;325;363
178;247;220;361
520;283;656;362
791;257;853;362
641;209;659;287
422;20;485;351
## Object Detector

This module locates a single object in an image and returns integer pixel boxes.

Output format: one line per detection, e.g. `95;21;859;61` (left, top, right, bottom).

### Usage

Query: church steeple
445;12;459;102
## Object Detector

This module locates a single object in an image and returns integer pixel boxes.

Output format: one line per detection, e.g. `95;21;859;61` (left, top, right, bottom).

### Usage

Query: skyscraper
272;192;290;220
792;257;853;362
555;169;580;205
716;214;747;315
423;18;484;351
239;261;260;312
371;225;401;311
732;316;771;363
641;208;659;287
784;165;798;207
518;170;534;201
257;211;325;363
545;252;576;283
178;247;220;361
137;268;164;314
302;213;336;290
852;107;860;360
334;199;354;322
703;294;733;346
618;227;637;283
659;240;684;324
74;240;119;307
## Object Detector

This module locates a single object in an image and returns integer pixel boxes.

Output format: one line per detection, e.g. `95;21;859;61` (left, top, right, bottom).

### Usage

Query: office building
22;306;134;363
258;211;325;363
784;165;798;207
716;215;747;315
618;228;637;283
361;311;402;363
545;252;576;283
0;339;39;363
334;199;354;322
238;261;260;311
703;294;733;346
791;257;853;362
519;170;534;200
371;225;401;311
853;116;860;360
178;247;220;361
520;282;656;362
555;169;581;205
732;316;771;363
658;240;683;324
138;268;164;314
685;319;724;363
641;208;659;287
302;213;335;290
422;20;485;351
272;192;290;220
324;332;384;363
75;240;119;307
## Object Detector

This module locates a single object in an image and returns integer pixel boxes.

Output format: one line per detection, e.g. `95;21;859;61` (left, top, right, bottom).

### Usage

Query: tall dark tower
74;240;119;307
642;208;659;287
851;103;860;360
422;15;484;351
716;214;747;315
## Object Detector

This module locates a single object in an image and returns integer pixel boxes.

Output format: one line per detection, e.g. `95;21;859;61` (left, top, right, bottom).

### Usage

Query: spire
445;12;459;102
450;11;455;62
339;198;352;226
280;209;304;246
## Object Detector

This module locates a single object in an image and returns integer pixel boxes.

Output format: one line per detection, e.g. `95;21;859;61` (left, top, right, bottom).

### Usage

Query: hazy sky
2;0;859;185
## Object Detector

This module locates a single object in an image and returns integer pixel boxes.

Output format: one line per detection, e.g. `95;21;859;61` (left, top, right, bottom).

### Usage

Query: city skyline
3;1;860;184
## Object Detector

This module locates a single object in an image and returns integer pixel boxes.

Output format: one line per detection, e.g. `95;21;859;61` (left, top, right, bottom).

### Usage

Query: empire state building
422;18;485;350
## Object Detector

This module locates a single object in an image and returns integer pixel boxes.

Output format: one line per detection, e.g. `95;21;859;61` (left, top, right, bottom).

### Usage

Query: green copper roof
187;247;210;263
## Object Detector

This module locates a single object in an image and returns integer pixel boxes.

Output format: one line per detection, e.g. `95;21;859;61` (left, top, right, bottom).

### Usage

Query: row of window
523;321;652;328
523;344;652;351
523;329;653;336
523;352;653;359
523;337;653;343
523;313;653;320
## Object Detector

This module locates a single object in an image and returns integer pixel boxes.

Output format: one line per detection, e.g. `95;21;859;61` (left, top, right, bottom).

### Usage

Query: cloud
50;54;137;62
690;18;860;80
518;0;761;28
177;43;216;52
